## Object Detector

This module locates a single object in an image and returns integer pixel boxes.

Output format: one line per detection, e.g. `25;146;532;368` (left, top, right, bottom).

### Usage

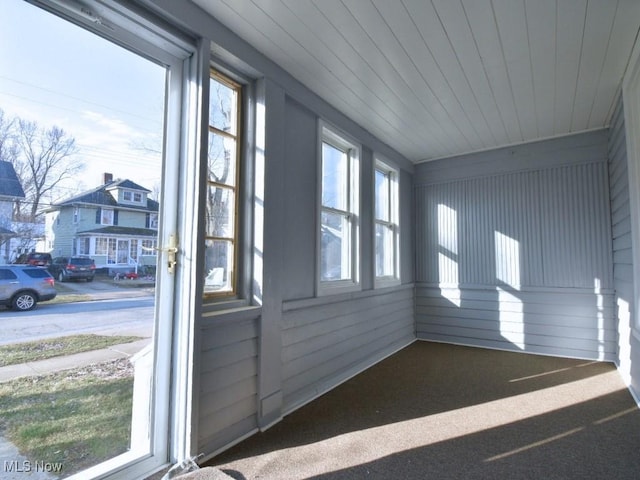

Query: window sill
317;280;361;298
374;277;401;289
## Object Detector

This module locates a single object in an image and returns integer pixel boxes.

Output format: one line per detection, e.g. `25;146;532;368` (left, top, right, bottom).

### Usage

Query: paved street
0;278;157;479
0;278;155;345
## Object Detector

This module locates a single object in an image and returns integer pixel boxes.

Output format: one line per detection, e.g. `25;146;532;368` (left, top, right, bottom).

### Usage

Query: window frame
317;121;361;296
374;157;401;288
24;2;199;478
203;68;242;298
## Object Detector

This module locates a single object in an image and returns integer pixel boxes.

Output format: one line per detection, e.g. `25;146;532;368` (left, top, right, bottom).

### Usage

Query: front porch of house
75;228;158;273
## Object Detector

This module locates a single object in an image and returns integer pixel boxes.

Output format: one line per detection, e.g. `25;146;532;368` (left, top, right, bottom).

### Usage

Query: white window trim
317;121;361;296
374;157;401;289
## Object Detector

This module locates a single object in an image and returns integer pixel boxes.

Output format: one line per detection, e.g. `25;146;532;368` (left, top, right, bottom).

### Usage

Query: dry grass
0;359;135;477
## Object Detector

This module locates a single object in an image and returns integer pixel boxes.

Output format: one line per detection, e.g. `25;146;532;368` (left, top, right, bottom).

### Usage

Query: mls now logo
4;460;63;473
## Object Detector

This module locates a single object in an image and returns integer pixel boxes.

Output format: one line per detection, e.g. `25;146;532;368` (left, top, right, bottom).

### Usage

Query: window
108;238;117;264
319;123;360;294
124;190;144;203
3;1;192;477
73;206;79;224
101;208;114;225
96;238;108;255
374;159;400;286
204;69;240;296
0;269;17;280
130;239;138;262
78;238;90;255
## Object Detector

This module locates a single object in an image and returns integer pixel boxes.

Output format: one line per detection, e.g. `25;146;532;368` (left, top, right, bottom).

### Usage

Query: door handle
143;234;178;275
159;234;178;275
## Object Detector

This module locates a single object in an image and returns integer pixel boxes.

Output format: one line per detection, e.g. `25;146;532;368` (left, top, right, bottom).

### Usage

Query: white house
0;160;25;263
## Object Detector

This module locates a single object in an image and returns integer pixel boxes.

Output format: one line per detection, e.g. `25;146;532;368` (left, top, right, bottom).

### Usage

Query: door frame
28;1;204;478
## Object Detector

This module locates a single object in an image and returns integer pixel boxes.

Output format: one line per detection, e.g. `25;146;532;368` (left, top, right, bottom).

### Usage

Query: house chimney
103;172;113;184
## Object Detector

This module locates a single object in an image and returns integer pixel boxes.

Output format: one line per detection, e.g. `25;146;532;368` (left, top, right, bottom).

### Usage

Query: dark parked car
0;265;57;311
14;252;52;267
48;257;96;282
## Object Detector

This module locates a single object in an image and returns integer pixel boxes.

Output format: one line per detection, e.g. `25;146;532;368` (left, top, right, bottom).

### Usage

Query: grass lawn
0;359;134;477
48;293;94;304
0;334;142;367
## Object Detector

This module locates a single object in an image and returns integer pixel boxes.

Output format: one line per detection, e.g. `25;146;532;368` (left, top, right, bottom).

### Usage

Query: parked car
14;252;52;267
0;265;57;311
48;257;96;282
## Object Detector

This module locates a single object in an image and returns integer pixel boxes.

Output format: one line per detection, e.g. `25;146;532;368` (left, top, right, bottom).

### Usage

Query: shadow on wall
415;162;615;360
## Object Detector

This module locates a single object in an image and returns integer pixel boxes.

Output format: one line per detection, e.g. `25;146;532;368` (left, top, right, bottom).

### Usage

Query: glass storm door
1;1;196;479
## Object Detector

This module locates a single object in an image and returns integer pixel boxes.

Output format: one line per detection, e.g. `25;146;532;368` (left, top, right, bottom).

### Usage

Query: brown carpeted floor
209;341;640;479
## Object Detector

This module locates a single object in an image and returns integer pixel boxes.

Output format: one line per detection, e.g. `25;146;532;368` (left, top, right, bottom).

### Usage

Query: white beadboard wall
415;130;616;360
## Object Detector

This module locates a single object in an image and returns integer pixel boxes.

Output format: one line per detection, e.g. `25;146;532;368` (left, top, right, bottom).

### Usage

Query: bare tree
0;109;19;166
15;118;83;221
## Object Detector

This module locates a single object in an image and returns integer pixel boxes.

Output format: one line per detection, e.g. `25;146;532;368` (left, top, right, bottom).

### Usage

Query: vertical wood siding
197;308;261;455
415;131;615;360
281;286;414;413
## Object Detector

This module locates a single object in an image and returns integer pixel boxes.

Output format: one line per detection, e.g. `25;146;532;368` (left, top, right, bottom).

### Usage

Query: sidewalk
0;338;150;383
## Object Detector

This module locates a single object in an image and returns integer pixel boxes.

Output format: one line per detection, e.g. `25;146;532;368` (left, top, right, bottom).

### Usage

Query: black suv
48;257;96;282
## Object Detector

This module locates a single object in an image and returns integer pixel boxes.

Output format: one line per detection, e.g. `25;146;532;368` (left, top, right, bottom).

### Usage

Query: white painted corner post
623;35;640;340
255;78;285;429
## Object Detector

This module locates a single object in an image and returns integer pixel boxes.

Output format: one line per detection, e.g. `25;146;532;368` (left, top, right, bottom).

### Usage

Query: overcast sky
0;0;166;201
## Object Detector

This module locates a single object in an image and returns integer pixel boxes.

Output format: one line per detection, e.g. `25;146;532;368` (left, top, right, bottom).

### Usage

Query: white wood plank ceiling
193;0;640;163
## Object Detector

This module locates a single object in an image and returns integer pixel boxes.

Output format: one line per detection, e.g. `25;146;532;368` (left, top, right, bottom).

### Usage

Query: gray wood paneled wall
608;93;640;397
197;307;261;455
278;96;415;415
190;13;415;454
281;286;415;413
415;130;617;360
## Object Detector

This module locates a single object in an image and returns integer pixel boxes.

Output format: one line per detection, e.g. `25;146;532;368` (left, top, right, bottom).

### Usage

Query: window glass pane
208;132;237;186
108;238;117;264
204;239;234;293
322;142;348;210
206;186;235;238
321;210;351;281
375;223;394;277
209;78;237;135
96;238;108;255
102;208;114;225
0;269;18;280
375;169;389;222
130;239;138;262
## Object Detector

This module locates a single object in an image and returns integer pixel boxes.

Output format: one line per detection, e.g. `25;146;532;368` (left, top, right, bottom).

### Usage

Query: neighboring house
45;173;158;270
0;161;26;264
